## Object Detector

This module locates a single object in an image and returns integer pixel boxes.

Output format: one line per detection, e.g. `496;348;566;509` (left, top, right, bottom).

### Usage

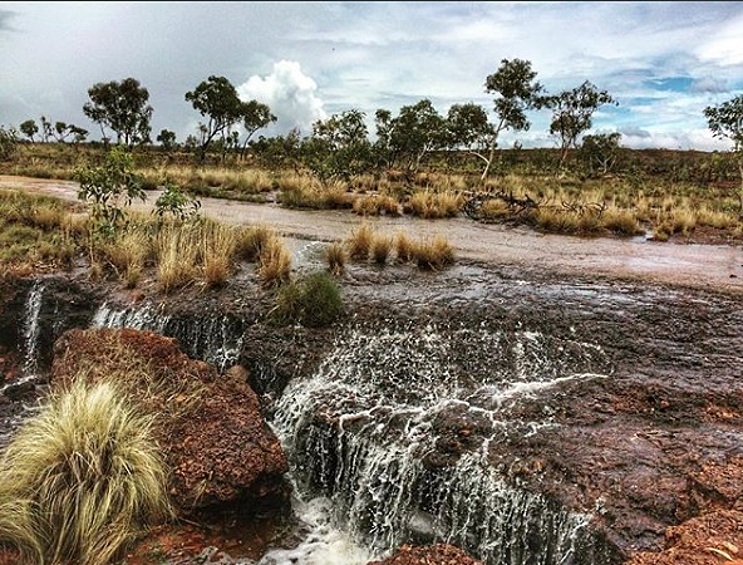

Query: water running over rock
271;322;616;565
92;301;244;372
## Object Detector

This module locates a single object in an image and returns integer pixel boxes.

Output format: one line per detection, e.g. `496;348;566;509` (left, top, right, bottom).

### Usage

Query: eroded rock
51;327;289;512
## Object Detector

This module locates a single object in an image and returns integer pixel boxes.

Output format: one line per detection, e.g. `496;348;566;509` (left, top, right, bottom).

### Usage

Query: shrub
0;378;171;565
271;271;344;328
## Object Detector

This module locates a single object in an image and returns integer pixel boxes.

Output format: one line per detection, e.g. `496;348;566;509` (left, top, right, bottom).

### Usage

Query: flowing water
266;322;614;565
92;301;244;372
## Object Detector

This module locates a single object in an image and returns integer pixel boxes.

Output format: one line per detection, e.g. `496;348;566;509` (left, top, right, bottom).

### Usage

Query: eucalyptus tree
579;132;622;176
705;94;743;215
20;119;38;142
445;102;495;172
545;81;616;168
83;77;153;146
480;58;546;180
301;109;372;181
374;99;446;173
186;75;274;162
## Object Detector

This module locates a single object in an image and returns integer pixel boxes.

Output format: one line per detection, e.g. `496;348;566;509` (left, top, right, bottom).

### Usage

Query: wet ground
1;175;742;294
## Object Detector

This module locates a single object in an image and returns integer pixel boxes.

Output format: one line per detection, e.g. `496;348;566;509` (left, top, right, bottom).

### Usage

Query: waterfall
21;279;46;378
92;302;244;372
271;323;614;565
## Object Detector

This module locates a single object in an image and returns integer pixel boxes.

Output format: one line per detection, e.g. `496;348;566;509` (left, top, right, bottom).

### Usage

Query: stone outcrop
51;327;288;511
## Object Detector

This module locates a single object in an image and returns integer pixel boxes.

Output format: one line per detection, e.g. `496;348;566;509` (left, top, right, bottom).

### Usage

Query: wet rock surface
368;543;485;565
1;257;742;564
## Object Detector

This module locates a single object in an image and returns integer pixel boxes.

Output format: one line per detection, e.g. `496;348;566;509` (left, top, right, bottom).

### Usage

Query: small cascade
92;302;244;372
272;323;615;565
20;279;46;378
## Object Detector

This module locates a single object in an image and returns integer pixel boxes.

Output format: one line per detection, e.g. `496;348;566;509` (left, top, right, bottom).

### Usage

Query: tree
238;100;276;159
375;99;446;173
546;81;616;168
83;77;153;146
185;75;244;161
40;116;53;143
19;119;38;142
704;94;743;216
156;129;177;152
301;109;372;181
579;132;622;176
0;126;18;160
481;58;546;180
445;103;496;170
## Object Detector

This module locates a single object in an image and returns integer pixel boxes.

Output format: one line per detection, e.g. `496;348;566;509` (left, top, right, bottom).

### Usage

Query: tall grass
155;223;199;293
0;378;172;565
325;241;347;276
257;235;292;288
346;222;375;261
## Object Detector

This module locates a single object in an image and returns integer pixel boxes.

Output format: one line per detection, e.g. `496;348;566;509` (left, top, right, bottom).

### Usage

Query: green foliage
0;125;18;161
0;378;172;565
545;81;616;166
704;94;743;153
75;146;145;236
19;119;38;142
301;109;373;181
579;132;622;176
271;271;344;328
479;58;545;178
83;77;153;146
154;181;201;222
156;128;177;151
705;94;743;214
186;75;275;161
375;100;446;172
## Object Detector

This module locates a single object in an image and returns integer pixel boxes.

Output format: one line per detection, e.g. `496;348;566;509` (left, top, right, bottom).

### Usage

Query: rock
51;328;289;512
367;543;484;565
625;509;743;565
2;379;35;401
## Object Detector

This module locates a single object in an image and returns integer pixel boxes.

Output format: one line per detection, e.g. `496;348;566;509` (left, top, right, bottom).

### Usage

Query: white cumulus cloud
237;60;327;136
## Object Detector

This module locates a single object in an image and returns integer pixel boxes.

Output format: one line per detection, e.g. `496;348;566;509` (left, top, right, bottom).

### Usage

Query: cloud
0;9;17;32
690;76;729;94
237;60;327;136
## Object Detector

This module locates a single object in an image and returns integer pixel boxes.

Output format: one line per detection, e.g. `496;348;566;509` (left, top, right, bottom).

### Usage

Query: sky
2;1;743;151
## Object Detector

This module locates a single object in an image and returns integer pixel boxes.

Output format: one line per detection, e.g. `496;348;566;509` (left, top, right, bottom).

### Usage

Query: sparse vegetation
412;234;455;270
346;222;375;261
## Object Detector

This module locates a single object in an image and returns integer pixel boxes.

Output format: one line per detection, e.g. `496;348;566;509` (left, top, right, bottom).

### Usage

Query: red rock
51;328;288;512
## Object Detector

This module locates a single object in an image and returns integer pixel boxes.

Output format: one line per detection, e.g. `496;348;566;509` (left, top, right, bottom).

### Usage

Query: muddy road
2;175;742;293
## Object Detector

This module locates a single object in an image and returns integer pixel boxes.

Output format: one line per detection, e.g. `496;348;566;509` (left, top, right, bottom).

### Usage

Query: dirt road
2;174;742;292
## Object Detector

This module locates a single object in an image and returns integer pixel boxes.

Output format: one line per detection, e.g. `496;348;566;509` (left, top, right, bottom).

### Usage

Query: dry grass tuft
412;234;455;270
346;222;375;261
325;241;347;276
370;233;393;266
257;235;292;288
0;378;172;565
